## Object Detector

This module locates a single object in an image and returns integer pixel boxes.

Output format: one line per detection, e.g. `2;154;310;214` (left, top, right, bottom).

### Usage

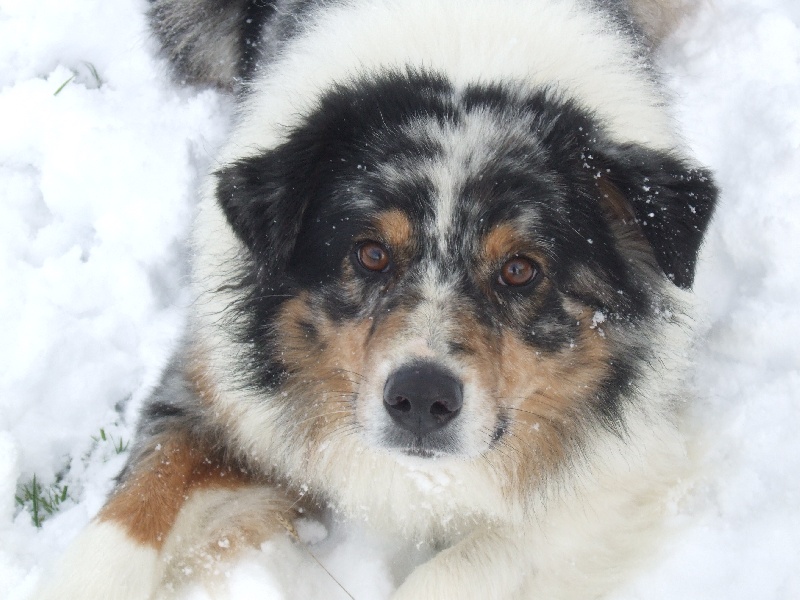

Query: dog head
213;71;716;482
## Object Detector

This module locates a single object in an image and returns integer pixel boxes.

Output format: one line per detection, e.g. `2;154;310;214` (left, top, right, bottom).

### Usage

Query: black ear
595;143;718;289
215;146;313;276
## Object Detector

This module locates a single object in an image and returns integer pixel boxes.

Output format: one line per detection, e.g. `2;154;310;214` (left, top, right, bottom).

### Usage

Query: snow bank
617;2;800;597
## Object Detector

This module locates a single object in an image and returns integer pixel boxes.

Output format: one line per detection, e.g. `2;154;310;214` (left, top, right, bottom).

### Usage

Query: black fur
595;145;717;288
218;73;716;293
239;1;278;80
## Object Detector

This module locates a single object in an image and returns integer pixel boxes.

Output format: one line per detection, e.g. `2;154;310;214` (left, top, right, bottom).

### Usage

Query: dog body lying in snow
37;0;717;598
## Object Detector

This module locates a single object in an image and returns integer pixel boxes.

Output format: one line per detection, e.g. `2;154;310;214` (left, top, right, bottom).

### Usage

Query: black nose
383;362;463;436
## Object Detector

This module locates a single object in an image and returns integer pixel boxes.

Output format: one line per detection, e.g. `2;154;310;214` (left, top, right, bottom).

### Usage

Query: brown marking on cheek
97;434;252;548
305;317;376;446
374;209;413;250
274;294;372;444
275;293;322;365
491;314;613;473
274;290;419;449
278;291;413;376
276;293;371;381
504;325;610;412
316;318;373;381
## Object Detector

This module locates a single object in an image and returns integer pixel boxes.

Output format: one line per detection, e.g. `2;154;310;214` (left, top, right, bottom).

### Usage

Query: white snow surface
1;0;798;598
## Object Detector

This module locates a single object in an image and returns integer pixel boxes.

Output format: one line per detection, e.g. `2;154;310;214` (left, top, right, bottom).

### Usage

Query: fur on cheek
469;310;615;485
272;293;371;446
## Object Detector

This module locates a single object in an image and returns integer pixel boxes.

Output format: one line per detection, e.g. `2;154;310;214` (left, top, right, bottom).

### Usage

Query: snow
1;0;798;598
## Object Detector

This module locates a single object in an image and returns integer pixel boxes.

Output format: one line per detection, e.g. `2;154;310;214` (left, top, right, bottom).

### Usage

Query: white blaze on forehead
411;109;517;255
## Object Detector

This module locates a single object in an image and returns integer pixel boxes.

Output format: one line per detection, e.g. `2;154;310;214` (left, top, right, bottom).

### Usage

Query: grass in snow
92;427;129;454
15;475;70;529
53;61;103;96
15;426;129;527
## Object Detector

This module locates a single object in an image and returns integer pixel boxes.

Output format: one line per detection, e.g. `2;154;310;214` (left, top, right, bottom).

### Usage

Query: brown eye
498;256;538;287
356;241;391;273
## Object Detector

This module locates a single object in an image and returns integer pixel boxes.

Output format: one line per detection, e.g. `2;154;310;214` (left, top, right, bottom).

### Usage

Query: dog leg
156;484;298;596
33;519;160;600
391;526;533;600
34;431;297;599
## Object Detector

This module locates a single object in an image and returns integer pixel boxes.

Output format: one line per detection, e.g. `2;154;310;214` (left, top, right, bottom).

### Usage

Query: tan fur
186;348;221;407
276;293;372;445
483;223;523;263
498;313;612;474
482;223;549;266
97;434;253;548
596;175;664;279
447;297;612;479
374;209;414;251
597;176;637;223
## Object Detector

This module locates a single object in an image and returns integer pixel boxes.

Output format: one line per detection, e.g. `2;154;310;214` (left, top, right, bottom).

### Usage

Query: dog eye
356;241;391;273
497;256;538;287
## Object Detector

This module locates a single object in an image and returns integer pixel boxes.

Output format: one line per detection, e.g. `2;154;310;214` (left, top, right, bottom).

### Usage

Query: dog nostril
393;397;412;413
429;401;452;416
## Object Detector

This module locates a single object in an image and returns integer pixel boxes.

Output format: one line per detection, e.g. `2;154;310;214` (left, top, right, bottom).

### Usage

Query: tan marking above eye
374;209;413;249
498;256;538;287
357;240;391;272
484;223;520;263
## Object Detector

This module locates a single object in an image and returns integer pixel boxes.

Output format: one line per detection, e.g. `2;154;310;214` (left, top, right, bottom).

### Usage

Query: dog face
215;72;715;480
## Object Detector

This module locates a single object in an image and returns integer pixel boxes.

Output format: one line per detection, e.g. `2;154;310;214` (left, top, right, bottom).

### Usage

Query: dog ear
214;142;317;276
592;143;718;289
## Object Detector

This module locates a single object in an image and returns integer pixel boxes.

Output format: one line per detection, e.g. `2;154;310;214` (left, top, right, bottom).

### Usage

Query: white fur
221;0;678;165
33;521;159;600
156;486;294;599
415;109;524;254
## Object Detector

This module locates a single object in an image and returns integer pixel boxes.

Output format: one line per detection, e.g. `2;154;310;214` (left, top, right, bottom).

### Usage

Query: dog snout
383;361;463;435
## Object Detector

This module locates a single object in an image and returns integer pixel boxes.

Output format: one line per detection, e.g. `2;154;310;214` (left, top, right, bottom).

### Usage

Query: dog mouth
381;429;461;458
379;414;509;460
399;445;445;459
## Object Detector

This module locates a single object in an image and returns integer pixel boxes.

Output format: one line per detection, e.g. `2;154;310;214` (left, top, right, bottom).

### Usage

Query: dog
36;0;717;598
